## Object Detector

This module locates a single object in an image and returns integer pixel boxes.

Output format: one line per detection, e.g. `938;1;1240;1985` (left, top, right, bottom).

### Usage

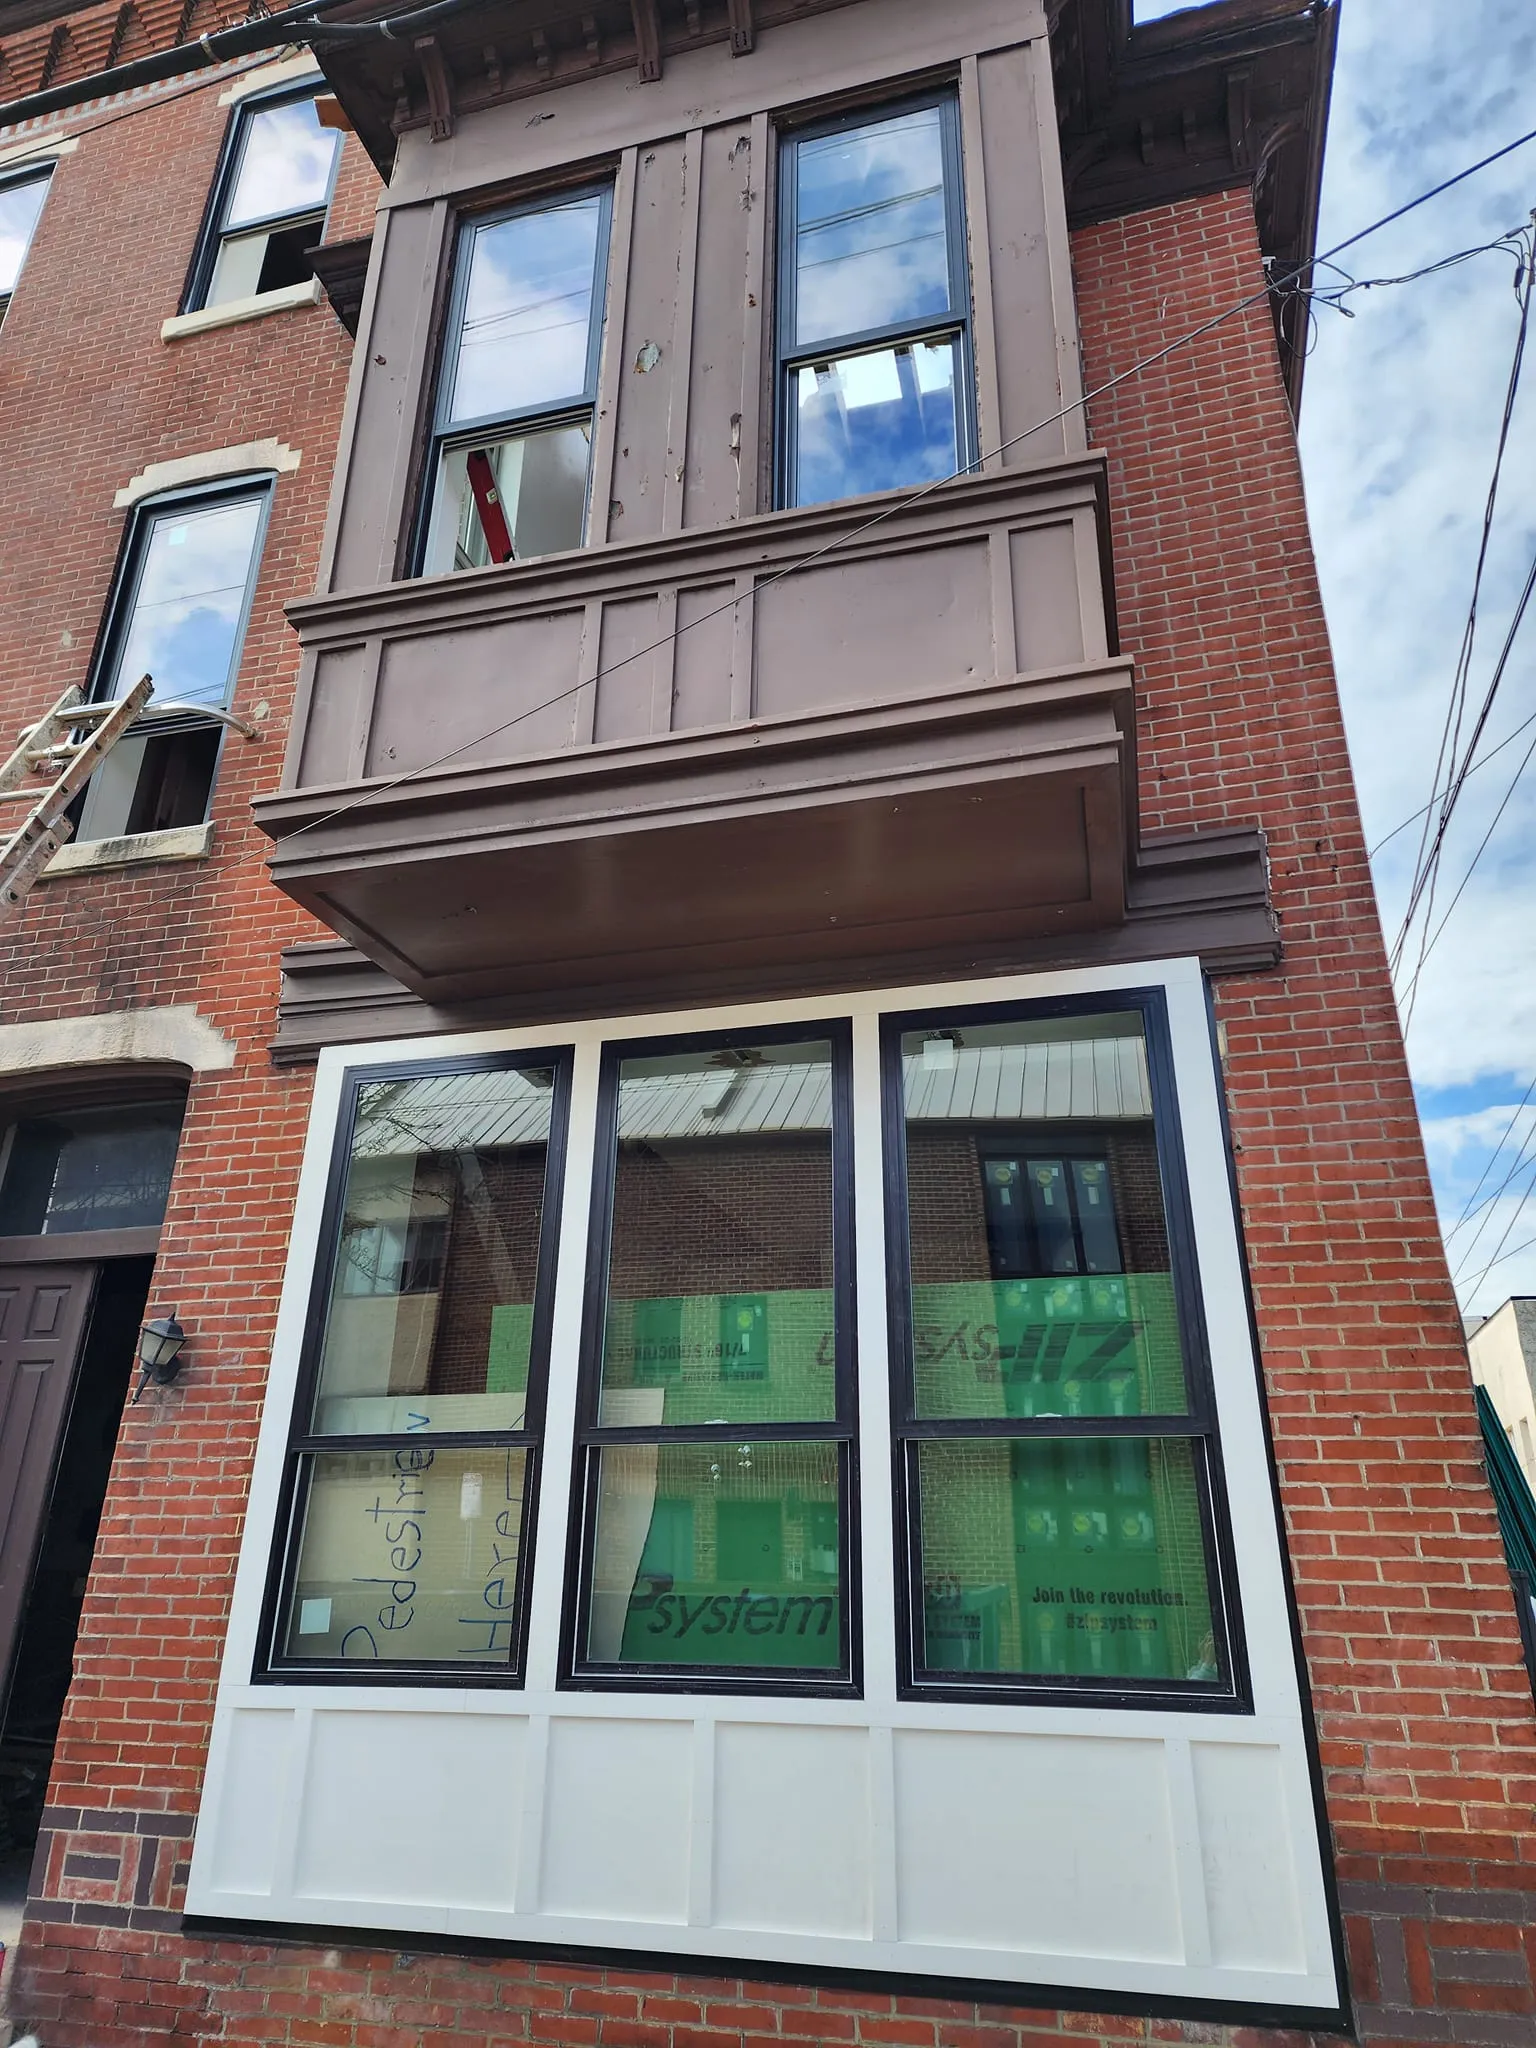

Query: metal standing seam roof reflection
348;1037;1153;1156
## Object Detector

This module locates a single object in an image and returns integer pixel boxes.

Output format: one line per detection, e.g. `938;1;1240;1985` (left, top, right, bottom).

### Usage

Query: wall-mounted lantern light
132;1310;187;1402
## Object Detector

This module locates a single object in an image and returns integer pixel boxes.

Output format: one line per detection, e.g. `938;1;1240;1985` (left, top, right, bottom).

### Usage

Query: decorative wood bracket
630;0;661;81
1225;67;1252;173
414;34;455;141
726;0;755;56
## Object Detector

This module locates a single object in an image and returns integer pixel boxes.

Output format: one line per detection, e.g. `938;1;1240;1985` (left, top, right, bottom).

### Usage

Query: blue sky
1136;1;1536;1314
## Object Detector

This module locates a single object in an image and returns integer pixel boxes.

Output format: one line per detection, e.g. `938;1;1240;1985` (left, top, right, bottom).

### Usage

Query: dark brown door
0;1264;98;1708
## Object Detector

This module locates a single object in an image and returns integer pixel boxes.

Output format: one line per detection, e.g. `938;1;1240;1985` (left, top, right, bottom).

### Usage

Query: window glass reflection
598;1040;837;1427
422;421;592;573
105;496;265;710
284;1444;529;1664
794;339;959;507
0;1102;184;1234
794;106;952;349
900;1012;1191;1421
0;171;50;300
586;1441;843;1671
915;1437;1218;1683
311;1066;555;1435
448;198;604;426
225;96;339;230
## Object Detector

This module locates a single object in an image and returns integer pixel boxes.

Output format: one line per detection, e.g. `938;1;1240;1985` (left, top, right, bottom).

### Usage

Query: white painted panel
293;1712;524;1907
714;1723;872;1938
893;1730;1182;1962
1191;1742;1307;1973
542;1717;691;1923
209;1710;294;1897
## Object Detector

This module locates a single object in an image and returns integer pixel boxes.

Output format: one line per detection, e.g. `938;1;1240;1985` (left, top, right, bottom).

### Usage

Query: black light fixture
132;1309;187;1402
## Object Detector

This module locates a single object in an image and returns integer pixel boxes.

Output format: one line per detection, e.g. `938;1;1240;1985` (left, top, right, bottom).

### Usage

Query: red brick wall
6;73;1534;2048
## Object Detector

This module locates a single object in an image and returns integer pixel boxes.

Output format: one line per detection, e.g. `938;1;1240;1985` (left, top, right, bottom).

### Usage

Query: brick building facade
0;1;1531;2045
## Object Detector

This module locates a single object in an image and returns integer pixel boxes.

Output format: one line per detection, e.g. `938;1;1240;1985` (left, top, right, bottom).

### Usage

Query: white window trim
188;959;1340;2018
161;274;322;342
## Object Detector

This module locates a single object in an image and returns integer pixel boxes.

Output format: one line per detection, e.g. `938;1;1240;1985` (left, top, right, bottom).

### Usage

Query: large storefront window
886;1002;1236;1700
266;1054;569;1676
260;988;1242;1705
569;1030;857;1688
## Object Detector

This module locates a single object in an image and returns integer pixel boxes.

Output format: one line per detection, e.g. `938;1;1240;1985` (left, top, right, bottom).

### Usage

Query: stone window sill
161;277;322;342
42;821;214;877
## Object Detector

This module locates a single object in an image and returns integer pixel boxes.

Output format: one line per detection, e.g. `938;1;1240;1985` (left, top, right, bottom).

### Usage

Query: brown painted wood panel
0;1262;98;1714
607;134;691;548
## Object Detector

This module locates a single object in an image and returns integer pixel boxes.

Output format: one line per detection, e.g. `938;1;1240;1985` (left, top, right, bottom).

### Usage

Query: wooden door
0;1264;98;1710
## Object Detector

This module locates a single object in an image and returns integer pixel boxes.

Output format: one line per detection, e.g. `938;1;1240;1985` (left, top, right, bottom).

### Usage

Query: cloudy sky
1137;0;1536;1314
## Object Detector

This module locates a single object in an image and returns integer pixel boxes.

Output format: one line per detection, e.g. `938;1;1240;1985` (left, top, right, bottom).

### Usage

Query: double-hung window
267;1054;569;1676
76;479;271;841
0;166;52;328
566;1030;858;1689
419;187;612;576
188;87;341;312
777;97;975;509
884;996;1239;1701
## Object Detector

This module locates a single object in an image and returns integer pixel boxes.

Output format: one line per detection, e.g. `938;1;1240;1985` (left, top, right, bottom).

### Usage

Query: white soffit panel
541;1717;692;1924
893;1730;1182;1961
294;1711;525;1909
713;1723;873;1938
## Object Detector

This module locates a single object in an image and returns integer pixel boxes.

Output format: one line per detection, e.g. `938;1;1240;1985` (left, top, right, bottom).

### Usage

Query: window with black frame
187;87;341;312
885;1001;1242;1702
777;95;975;509
74;479;271;842
265;1056;568;1677
567;1031;858;1689
418;186;612;576
0;165;52;328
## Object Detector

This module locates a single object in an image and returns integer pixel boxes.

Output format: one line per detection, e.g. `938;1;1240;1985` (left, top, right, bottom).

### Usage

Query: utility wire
1451;1117;1536;1271
1445;1071;1536;1236
1389;220;1536;990
1369;705;1536;859
1458;1166;1536;1301
268;120;1536;853
1462;1224;1536;1294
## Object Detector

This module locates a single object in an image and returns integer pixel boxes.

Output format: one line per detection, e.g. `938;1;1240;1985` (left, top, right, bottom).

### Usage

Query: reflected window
0;1101;184;1235
74;481;270;843
188;87;340;311
887;1003;1238;1699
271;1055;570;1674
572;1031;856;1685
0;166;52;329
419;188;611;576
777;98;974;509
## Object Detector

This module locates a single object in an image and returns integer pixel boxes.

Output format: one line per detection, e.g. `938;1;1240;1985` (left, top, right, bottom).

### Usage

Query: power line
1369;706;1536;859
1459;1167;1536;1301
1462;1224;1536;1295
1445;1071;1536;1236
1451;1119;1536;1272
268;119;1536;854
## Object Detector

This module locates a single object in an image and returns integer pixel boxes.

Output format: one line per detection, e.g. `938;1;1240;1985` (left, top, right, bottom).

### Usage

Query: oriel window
885;1000;1243;1703
266;1055;570;1677
187;87;341;311
0;166;52;328
566;1030;858;1690
777;97;975;509
75;479;271;842
419;187;612;576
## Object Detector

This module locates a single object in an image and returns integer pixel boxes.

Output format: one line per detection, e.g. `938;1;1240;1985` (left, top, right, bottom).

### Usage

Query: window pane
106;496;264;711
0;1103;183;1234
586;1441;843;1671
0;171;50;298
311;1065;555;1435
794;106;953;350
792;338;959;508
423;421;592;575
224;97;338;230
599;1039;836;1426
447;197;604;426
282;1445;529;1664
915;1437;1218;1684
900;1012;1190;1419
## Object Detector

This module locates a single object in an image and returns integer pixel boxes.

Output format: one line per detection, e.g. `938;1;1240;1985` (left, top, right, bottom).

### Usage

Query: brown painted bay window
262;995;1242;1707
